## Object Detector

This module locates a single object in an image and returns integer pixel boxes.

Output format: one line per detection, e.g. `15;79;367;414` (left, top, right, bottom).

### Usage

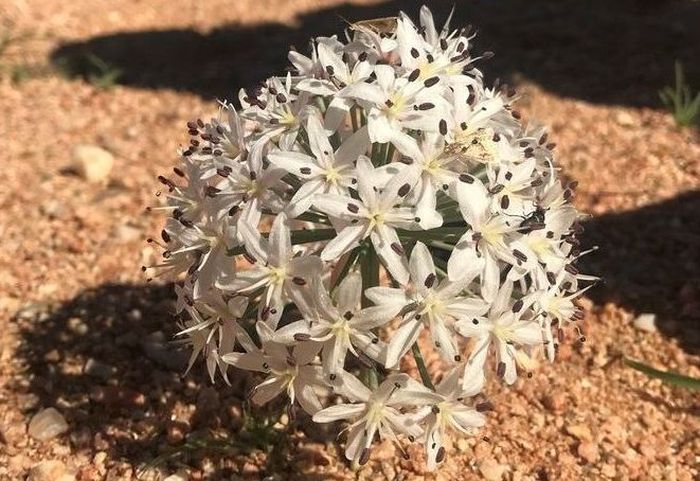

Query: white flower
219;212;322;328
314;156;419;284
272;272;393;381
455;282;543;391
223;321;325;415
367;242;488;367
312;373;439;465
447;175;523;301
414;367;486;471
341;64;448;158
267;114;368;217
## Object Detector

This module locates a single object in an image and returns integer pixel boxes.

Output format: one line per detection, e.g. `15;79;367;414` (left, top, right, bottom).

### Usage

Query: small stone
67;317;88;335
72;144;114;184
166;421;188;445
566;424;593;442
27;460;68;481
614;111;635;126
114;225;141;243
601;463;616;478
543;392;567;412
479;458;508;481
457;438;470;452
633;313;656;333
83;358;114;380
577;441;599;463
28;408;69;441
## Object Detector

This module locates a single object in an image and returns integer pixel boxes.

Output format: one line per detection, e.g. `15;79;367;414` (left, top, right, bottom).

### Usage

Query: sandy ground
0;0;699;480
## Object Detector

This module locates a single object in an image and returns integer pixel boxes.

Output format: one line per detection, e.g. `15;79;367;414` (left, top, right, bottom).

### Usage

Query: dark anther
424;273;436;289
439;119;447;135
344;311;354;320
440;38;448;51
292;277;307;286
476;401;494;412
408;69;420;82
398;183;411;197
418;102;435;110
424;76;440;88
489;184;504;195
512;299;524;312
454;355;462;362
501;195;510;210
513;249;528;262
325;65;334;76
497;361;506;378
347;203;359;214
294;333;311;341
390;242;404;255
459;174;475;184
300;167;312;175
358;51;368;62
410;47;420;58
161;230;171;243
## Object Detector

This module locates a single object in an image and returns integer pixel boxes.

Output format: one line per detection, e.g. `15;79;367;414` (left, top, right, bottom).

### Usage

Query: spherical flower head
147;4;595;471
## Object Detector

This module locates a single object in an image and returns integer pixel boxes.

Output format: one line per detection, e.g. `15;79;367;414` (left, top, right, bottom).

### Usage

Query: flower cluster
147;6;595;470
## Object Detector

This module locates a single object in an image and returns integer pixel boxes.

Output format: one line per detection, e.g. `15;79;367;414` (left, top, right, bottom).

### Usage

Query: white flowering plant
146;6;596;470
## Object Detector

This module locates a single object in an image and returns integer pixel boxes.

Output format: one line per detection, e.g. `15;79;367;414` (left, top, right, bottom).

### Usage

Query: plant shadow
12;283;344;479
579;190;700;354
50;0;700;107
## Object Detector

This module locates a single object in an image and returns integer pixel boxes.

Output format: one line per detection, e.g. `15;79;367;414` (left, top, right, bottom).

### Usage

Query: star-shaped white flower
367;242;488;367
314;156;419;284
223;321;325;415
313;373;439;466
454;282;543;391
219;212;322;328
413;367;486;471
271;272;394;380
267;114;368;217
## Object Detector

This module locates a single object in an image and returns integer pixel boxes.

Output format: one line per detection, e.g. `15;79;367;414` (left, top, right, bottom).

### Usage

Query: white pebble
28;408;69;441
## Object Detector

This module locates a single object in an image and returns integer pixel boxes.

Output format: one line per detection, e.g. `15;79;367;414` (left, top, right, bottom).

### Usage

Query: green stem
411;343;435;389
350;105;359;133
359;241;380;307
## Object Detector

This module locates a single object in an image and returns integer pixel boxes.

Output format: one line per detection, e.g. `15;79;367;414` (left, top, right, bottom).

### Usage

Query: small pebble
28;408;69;441
27;460;72;481
566;424;593;442
479;458;508;481
577;441;600;464
72;144;114;184
633;313;657;333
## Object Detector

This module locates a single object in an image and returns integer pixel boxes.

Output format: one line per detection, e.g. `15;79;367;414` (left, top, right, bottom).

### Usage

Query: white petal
385;317;423;368
321;223;368;261
371;227;410;285
312;403;365;423
409;242;436;296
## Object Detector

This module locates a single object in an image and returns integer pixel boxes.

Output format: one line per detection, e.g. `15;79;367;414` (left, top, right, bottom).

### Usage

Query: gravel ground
1;1;699;480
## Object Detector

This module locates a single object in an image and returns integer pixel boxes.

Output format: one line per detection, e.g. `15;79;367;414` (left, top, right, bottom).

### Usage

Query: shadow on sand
50;0;700;107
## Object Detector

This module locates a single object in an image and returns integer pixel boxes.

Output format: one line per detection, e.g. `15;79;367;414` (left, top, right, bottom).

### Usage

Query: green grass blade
625;358;700;390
